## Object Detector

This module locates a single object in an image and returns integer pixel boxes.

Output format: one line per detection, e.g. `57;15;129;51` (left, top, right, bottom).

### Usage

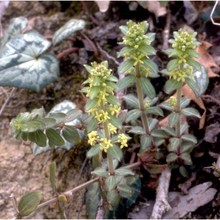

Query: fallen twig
0;87;16;117
57;47;79;59
151;167;171;219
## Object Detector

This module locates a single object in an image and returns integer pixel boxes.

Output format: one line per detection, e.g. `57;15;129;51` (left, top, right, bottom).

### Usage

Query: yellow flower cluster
109;104;121;116
145;100;151;109
118;134;129;149
168;96;177;107
172;29;197;53
88;131;99;146
169;65;193;82
100;138;113;152
108;123;117;134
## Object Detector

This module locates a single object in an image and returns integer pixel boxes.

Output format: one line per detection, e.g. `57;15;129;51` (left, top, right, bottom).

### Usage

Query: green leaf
129;126;145;134
181;141;194;153
166;153;178;163
46;128;65;147
86;182;101;219
123;94;139;108
182;107;201;118
139;44;156;56
107;189;120;209
146;107;164;117
161;126;176;136
154;138;165;147
119;25;128;35
87;117;98;133
49;162;56;192
148;118;158;132
62;126;81;144
138;77;156;98
180;97;191;108
91;167;108;177
115;167;134;176
181;134;197;144
117;75;135;91
179;166;189;178
22;120;45;133
108;145;123;161
64;109;82;123
106;176;117;191
168;112;180;128
118;59;134;74
180;152;192;165
88;86;100;99
151;129;168;138
43;118;57;128
185;78;200;97
117;46;133;58
85;98;98;111
164;79;181;94
159;102;174;111
107;94;120;105
140;135;152;152
0;31;59;92
52;19;86;46
142;58;158;77
187;59;201;70
125;109;141;122
18;191;42;217
168;137;181;152
109;116;122;129
167;59;179;72
87;145;100;158
28;130;47;147
180;121;188;135
118;184;133;198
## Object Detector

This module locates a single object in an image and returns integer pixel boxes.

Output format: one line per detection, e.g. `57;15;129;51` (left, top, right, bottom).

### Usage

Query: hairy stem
135;64;150;135
104;121;114;175
175;86;182;138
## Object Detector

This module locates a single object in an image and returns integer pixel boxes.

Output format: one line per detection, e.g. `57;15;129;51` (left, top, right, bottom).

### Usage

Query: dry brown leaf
182;84;206;129
196;41;219;78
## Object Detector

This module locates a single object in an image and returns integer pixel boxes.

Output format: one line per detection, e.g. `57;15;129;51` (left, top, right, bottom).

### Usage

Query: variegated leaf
52;19;86;46
0;30;59;91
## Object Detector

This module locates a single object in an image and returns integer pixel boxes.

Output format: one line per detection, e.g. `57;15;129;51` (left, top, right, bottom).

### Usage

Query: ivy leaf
0;16;28;48
52;19;86;46
0;30;59;92
18;191;42;217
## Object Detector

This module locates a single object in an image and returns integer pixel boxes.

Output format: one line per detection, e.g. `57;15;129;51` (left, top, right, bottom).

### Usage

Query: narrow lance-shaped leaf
46;128;65;147
52;19;86;46
138;77;156;99
0;30;59;91
62;126;81;144
164;79;182;94
182;107;201;118
118;59;134;74
117;75;135;91
108;145;123;161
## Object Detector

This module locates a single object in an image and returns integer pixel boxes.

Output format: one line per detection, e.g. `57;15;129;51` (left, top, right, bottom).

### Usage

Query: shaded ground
0;1;220;219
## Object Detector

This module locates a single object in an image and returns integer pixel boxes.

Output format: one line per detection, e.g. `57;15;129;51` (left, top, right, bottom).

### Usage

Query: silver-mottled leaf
0;30;59;91
52;19;86;46
0;16;28;48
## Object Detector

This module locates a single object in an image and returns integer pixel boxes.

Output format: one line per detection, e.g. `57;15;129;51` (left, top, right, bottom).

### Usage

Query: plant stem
175;86;182;138
103;121;114;175
135;64;150;135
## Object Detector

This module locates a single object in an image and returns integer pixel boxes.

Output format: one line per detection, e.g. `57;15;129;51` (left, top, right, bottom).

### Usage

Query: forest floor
0;1;220;219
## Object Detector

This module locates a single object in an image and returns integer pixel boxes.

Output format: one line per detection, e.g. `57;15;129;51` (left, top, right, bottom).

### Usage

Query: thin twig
210;0;220;26
0;87;16;117
81;32;99;56
202;94;220;105
162;10;171;50
96;43;120;66
57;47;79;59
151;167;171;219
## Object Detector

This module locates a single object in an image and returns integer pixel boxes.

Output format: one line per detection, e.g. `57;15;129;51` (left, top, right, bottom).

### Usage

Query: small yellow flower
118;134;129;149
100;138;113;152
95;110;110;123
109;104;121;116
88;131;99;146
108;123;117;134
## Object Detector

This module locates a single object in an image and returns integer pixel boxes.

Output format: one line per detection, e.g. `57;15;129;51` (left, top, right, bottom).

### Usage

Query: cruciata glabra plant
82;61;139;211
9;20;208;218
